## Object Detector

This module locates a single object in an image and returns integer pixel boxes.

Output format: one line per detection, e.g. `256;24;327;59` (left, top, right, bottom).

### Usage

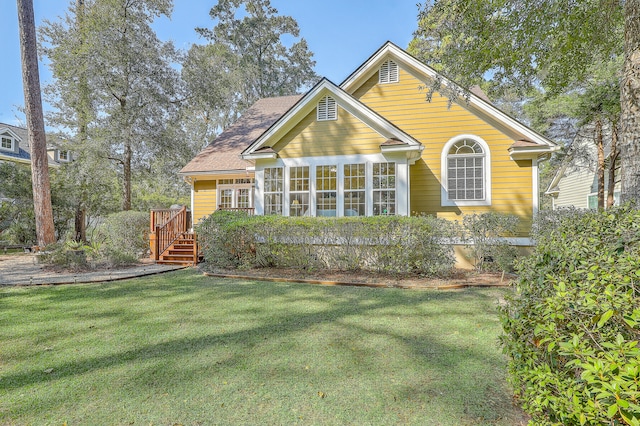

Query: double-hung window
289;166;309;216
372;162;396;215
316;165;337;216
264;167;284;215
344;163;365;216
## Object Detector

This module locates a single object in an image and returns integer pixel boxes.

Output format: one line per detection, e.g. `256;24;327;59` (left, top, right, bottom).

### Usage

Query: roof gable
341;42;558;152
242;78;423;159
0;127;24;142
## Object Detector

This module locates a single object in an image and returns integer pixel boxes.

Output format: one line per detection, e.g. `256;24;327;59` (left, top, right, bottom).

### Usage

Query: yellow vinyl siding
274;108;385;158
355;68;534;234
193;180;217;223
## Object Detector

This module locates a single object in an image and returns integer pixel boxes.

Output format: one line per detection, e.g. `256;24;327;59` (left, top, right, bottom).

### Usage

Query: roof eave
241;152;278;160
509;145;560;160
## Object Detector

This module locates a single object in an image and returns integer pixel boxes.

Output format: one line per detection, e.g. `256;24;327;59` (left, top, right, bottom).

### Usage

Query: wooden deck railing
151;206;189;260
150;207;191;232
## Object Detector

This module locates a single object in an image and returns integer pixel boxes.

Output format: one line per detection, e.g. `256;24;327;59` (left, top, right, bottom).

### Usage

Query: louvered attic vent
317;96;337;121
379;60;399;84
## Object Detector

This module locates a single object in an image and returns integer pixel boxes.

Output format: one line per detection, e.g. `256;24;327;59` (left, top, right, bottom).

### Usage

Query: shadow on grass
0;269;519;424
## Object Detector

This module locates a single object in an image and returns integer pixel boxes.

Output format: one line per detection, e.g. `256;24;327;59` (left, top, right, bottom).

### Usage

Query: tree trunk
596;119;605;210
75;0;89;241
620;0;640;203
74;206;86;242
607;125;619;209
17;0;56;247
123;127;132;211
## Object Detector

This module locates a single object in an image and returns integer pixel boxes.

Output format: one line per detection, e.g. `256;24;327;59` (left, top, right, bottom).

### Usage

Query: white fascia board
243;79;422;157
178;169;250;178
509;145;561;160
342;42;557;148
0;127;23;141
0;155;30;165
241;152;278;160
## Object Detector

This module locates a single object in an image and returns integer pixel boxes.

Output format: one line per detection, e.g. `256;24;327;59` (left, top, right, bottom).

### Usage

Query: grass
0;269;523;425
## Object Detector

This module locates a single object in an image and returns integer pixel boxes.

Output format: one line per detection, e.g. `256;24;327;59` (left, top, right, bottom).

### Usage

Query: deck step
156;232;198;266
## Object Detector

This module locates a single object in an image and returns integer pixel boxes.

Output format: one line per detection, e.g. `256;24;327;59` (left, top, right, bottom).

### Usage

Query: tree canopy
409;0;640;202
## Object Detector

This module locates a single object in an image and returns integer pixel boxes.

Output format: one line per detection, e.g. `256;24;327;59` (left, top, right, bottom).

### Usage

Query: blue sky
0;0;419;126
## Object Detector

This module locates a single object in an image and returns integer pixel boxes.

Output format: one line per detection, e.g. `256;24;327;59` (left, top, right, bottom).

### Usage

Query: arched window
441;135;491;206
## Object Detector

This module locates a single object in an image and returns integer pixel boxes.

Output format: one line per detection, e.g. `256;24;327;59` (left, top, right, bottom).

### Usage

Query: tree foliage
502;207;640;425
40;0;188;212
409;0;640;203
192;0;318;130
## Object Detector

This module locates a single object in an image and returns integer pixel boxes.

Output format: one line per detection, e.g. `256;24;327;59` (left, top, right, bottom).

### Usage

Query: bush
463;212;520;272
96;211;149;262
196;212;458;276
501;205;640;425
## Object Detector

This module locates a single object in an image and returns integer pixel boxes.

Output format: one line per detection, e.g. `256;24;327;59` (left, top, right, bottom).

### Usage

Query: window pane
237;188;251;208
344;163;365;216
264;167;283;215
447;144;484;201
290;166;309;216
290;193;309;217
317;192;337;216
373;162;396;215
219;189;233;209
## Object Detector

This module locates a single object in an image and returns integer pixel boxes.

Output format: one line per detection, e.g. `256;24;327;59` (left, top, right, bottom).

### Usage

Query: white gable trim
0;127;23;142
341;42;557;149
242;79;423;159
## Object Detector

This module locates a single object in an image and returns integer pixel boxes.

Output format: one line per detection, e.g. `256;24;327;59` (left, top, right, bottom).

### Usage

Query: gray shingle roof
180;95;302;174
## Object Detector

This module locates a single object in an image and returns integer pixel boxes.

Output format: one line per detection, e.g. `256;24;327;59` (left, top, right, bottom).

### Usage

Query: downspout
535;153;552;216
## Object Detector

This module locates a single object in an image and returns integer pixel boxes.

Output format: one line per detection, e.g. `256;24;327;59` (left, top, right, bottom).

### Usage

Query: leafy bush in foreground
196;212;458;276
501;206;640;425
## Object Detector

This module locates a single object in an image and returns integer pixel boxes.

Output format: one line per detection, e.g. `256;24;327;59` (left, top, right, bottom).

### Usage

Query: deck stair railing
150;206;190;261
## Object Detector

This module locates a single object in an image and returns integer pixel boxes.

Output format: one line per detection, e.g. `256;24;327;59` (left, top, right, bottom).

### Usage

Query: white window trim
317;96;337;121
441;134;492;207
218;181;254;209
1;136;15;151
57;150;71;162
254;154;410;217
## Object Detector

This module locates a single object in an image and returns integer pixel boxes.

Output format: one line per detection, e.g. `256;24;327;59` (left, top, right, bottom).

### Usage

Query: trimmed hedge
196;212;459;276
501;206;640;425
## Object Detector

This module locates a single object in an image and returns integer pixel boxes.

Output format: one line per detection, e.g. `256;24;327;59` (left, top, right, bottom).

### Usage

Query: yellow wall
353;69;534;233
274;108;385;158
193;180;217;223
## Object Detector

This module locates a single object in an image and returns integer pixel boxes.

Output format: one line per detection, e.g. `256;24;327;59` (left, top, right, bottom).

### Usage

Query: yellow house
180;42;558;245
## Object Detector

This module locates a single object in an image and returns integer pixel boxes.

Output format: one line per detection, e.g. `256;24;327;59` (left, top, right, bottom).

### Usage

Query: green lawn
0;269;524;425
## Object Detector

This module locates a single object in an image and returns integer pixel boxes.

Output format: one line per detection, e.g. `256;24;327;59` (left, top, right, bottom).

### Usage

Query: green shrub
96;211;149;260
38;241;89;270
463;212;520;272
196;212;458;276
501;205;640;425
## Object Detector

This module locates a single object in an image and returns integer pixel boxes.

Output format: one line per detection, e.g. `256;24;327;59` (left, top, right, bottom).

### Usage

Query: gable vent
379;60;399;84
317;96;337;121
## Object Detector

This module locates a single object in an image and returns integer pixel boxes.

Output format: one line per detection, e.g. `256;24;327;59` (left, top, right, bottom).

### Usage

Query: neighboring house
545;124;620;210
180;42;558;241
0;122;70;167
1;122;70;204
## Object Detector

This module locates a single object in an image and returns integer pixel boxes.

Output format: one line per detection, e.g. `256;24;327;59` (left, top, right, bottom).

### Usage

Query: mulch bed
202;266;516;290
